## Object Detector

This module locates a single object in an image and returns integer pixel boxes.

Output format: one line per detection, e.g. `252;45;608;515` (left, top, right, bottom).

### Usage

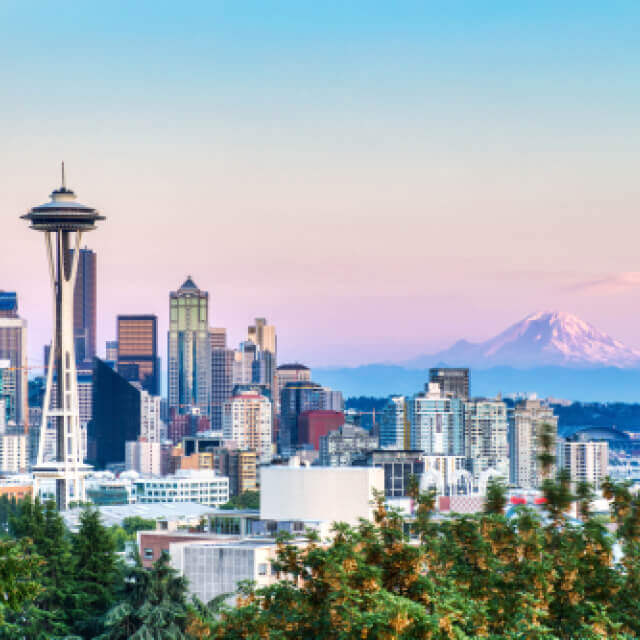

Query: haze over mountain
314;312;640;401
407;311;640;369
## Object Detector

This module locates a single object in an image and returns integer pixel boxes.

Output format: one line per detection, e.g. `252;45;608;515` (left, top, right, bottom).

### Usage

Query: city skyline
2;2;640;367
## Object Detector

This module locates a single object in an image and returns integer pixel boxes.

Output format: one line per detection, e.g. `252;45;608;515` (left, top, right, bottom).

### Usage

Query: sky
1;1;640;368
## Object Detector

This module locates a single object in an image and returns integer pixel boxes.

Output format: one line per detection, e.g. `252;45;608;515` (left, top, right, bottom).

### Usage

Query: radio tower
22;165;105;510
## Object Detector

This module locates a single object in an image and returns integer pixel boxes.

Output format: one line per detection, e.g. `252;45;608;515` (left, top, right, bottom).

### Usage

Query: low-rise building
134;469;229;507
318;424;377;466
170;540;282;604
260;464;383;531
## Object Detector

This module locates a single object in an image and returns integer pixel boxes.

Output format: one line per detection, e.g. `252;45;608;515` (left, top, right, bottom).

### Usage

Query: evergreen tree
99;551;192;639
71;507;119;638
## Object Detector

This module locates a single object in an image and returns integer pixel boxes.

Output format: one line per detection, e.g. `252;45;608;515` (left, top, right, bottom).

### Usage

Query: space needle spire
22;166;105;510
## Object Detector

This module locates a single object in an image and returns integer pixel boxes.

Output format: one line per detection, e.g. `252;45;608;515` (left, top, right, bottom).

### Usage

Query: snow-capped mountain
413;311;640;369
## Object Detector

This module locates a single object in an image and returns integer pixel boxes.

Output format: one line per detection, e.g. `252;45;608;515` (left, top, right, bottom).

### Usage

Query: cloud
571;272;640;294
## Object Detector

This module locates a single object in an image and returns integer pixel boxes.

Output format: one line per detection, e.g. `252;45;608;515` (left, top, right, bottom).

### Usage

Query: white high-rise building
0;434;28;473
125;439;161;475
509;399;558;488
464;398;509;486
560;440;608;488
0;316;28;428
410;383;464;456
223;389;273;463
125;387;164;475
140;388;162;442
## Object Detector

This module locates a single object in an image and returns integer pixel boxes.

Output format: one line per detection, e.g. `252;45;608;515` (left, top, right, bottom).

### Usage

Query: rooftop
62;501;216;529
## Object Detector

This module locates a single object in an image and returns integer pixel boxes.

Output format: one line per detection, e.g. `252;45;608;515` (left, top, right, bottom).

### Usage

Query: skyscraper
428;368;470;400
0;295;27;428
168;277;211;417
276;363;311;388
279;381;326;455
105;340;118;362
222;388;273;463
509;399;558;488
210;347;235;431
380;396;408;449
209;328;227;349
117;315;159;394
0;292;18;318
247;317;277;399
464;397;509;485
89;358;141;469
410;383;464;456
560;439;608;489
67;248;97;366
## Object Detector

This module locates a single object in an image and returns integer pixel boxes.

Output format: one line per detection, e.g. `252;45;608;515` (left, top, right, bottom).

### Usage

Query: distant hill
314;364;640;403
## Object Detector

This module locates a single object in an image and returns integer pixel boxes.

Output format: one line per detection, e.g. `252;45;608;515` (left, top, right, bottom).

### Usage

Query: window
257;563;268;576
143;548;154;560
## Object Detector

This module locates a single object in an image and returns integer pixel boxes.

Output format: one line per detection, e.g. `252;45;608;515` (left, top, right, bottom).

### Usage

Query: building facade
168;277;211;418
297;410;344;450
410;383;464;456
210;348;235;431
464;398;509;485
279;381;325;455
509;399;558;488
0;304;28;428
380;396;408;449
319;424;378;467
560;440;608;488
134;469;229;507
0;434;28;472
117;315;159;395
222;389;272;463
125;439;161;475
428;368;470;400
89;358;141;469
68;248;97;366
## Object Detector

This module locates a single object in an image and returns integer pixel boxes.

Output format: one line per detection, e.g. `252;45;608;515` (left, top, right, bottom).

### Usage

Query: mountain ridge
405;310;640;369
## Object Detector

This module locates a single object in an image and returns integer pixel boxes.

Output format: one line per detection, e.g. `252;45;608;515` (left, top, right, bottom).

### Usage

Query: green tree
71;507;120;638
99;551;192;639
219;490;259;511
0;538;41;625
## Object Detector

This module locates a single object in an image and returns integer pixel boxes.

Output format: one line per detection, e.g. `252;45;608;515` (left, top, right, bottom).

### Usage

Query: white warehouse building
260;464;384;531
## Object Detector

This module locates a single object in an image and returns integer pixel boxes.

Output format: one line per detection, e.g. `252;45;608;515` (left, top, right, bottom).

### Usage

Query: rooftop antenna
61;161;66;189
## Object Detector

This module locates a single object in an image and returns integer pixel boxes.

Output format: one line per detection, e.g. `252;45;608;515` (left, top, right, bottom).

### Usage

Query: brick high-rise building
117;315;159;395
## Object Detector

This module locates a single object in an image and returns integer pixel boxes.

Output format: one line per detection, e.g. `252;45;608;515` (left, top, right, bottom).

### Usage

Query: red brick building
297;410;344;450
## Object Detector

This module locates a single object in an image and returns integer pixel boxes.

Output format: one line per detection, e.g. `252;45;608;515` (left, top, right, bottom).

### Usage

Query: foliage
5;469;640;638
219;490;259;511
110;515;157;552
98;551;193;640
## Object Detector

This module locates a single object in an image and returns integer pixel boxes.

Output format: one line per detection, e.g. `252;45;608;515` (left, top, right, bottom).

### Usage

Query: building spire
61;161;66;189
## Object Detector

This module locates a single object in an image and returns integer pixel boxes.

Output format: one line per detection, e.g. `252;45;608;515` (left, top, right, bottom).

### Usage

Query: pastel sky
1;1;640;368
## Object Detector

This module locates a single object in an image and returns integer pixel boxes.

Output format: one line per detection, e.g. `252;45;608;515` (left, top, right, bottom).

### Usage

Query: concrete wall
260;466;384;525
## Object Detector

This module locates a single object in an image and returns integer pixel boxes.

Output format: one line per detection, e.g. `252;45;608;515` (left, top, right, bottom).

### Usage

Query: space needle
22;165;105;510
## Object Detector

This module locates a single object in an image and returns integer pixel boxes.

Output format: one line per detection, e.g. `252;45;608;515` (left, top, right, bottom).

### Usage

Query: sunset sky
2;1;640;368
